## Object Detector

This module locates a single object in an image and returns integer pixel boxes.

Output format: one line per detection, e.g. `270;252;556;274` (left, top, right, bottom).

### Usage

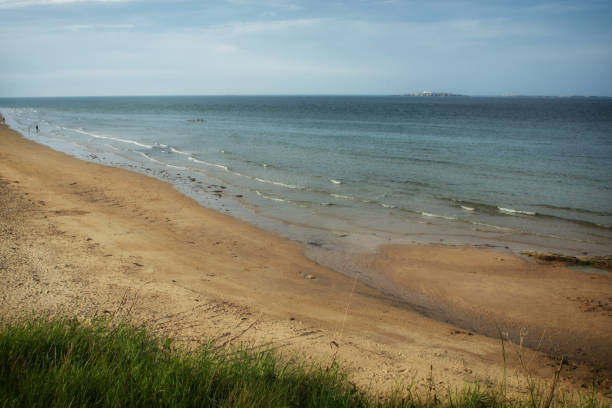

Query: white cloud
62;23;135;31
0;0;131;8
520;1;585;14
212;43;239;54
6;68;175;80
2;2;610;96
212;18;330;36
225;0;302;11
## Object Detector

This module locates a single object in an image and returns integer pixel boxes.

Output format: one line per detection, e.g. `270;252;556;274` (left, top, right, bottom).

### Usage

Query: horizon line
1;93;611;99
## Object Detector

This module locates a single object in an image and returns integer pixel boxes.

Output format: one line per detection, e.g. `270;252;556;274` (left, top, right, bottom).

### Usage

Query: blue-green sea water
1;95;611;255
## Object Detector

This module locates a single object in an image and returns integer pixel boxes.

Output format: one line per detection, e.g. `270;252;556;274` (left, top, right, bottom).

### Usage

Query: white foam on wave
330;193;354;200
169;146;190;156
498;207;536;216
381;203;397;209
188;156;229;171
255;190;289;203
137;152;165;165
137;152;186;170
254;177;302;190
330;179;342;185
73;128;153;149
461;206;475;211
420;211;457;220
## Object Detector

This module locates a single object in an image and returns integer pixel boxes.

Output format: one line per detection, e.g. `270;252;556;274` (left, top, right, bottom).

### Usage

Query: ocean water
1;95;611;255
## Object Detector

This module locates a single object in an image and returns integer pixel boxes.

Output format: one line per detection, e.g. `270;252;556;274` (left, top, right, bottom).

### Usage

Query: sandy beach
1;123;610;398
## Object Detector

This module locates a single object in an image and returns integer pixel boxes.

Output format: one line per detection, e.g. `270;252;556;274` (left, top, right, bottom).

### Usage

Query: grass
0;317;608;408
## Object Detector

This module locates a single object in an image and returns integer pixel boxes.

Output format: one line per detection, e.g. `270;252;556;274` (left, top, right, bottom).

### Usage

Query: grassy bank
0;318;607;407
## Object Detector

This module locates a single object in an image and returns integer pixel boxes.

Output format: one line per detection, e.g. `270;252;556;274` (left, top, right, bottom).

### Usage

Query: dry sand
1;124;610;398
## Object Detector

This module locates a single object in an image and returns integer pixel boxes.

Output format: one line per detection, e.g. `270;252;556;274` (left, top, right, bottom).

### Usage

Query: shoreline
2;101;610;260
1;123;611;396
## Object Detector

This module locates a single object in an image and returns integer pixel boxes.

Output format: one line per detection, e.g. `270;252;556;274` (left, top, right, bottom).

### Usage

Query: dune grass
0;317;608;408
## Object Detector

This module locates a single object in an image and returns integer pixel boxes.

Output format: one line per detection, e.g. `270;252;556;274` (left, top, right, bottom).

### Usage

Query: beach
1;123;611;397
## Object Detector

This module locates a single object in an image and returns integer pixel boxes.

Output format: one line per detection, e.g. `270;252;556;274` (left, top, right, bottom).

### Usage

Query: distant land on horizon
402;91;464;97
398;91;611;98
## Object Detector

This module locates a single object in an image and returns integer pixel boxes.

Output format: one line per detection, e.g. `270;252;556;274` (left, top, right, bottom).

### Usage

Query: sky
0;0;611;97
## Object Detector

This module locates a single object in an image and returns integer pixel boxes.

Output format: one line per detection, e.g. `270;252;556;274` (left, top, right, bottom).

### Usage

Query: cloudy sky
1;0;611;96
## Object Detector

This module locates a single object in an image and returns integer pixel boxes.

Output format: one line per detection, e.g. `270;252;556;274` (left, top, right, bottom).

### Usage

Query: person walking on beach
36;124;39;133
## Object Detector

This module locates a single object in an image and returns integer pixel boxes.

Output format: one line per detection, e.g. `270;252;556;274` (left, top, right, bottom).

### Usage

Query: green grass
0;317;608;408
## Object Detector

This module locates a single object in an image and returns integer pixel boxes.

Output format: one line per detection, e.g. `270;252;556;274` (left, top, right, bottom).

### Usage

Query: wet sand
1;124;610;397
354;245;611;365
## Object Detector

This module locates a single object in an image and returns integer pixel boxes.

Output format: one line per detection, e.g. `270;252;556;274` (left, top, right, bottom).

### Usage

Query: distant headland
397;92;610;98
402;91;463;97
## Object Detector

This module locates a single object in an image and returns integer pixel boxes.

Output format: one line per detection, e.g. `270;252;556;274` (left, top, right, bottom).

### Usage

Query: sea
1;95;611;258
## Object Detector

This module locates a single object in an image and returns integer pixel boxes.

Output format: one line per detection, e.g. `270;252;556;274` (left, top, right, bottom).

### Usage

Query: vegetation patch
0;317;607;407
